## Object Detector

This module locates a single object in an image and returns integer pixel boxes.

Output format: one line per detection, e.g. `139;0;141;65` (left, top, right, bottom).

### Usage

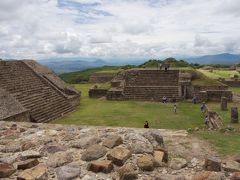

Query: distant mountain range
39;53;240;74
186;53;240;65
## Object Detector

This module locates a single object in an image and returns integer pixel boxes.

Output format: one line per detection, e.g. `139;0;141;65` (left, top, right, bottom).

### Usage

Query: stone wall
1;121;233;180
186;85;229;99
198;90;233;102
89;89;108;98
0;88;29;121
89;73;116;83
220;79;240;87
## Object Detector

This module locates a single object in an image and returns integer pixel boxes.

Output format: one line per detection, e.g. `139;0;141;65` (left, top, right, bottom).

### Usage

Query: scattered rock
56;162;81;180
107;147;132;166
0;163;16;178
81;144;107;161
192;171;225;180
103;135;123;148
230;172;240;180
17;158;39;170
234;155;240;163
150;130;164;146
137;154;154;171
88;160;113;173
125;133;153;154
204;156;221;172
170;158;188;170
17;163;48;180
118;163;138;180
153;150;168;166
222;160;240;172
47;152;73;168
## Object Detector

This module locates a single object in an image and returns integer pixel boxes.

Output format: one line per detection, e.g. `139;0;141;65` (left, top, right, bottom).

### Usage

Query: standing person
173;103;177;113
144;121;149;128
162;96;167;103
172;96;177;103
192;95;197;104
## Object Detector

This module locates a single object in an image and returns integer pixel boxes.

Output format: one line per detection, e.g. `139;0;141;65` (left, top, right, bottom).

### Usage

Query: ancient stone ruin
107;69;181;101
1;121;240;179
89;72;116;83
0;60;80;123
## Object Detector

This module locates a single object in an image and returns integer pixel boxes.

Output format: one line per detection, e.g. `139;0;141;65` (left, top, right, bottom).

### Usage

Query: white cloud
0;0;239;60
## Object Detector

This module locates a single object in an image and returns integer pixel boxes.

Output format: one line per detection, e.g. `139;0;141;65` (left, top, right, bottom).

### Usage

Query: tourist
144;121;149;128
159;63;162;70
200;102;206;113
162;96;167;103
192;95;197;104
172;96;177;103
173;103;177;113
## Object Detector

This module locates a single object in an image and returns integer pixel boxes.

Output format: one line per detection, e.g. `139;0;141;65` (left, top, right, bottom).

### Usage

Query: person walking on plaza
173;103;177;114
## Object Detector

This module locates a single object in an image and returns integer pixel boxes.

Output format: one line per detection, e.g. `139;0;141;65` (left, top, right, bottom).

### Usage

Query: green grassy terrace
54;83;240;155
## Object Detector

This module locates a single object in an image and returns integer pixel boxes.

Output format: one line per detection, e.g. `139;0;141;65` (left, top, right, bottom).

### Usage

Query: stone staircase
123;70;180;101
0;61;74;123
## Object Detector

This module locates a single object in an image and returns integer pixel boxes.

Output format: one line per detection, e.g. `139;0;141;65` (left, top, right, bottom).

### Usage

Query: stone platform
0;121;235;180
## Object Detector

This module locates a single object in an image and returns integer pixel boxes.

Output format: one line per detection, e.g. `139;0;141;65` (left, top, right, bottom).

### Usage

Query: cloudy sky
0;0;240;60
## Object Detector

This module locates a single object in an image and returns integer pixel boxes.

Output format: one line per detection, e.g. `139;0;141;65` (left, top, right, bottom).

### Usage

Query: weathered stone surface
17;163;48;180
0;142;21;153
222;160;240;172
21;142;36;151
40;144;66;154
70;136;101;149
17;158;39;170
118;163;138;180
204;156;221;172
231;107;239;123
230;172;240;180
155;174;186;180
170;158;188;170
221;96;228;111
56;162;81;180
107;147;131;166
192;171;225;180
235;155;240;163
88;160;113;173
150;130;164;146
20;150;41;160
0;163;16;178
47;152;73;168
153;150;168;166
103;135;123;148
125;133;154;154
81;144;107;161
137;154;154;171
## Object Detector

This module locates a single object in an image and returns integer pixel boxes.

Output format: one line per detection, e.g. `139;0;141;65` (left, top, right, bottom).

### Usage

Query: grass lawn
55;84;206;129
54;83;240;155
198;69;240;79
230;87;240;94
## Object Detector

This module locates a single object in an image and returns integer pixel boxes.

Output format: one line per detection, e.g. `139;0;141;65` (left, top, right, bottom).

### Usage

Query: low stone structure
107;69;181;101
0;121;239;179
0;60;80;123
198;90;233;102
220;77;240;87
89;72;116;83
221;97;228;111
89;88;108;98
231;107;239;123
